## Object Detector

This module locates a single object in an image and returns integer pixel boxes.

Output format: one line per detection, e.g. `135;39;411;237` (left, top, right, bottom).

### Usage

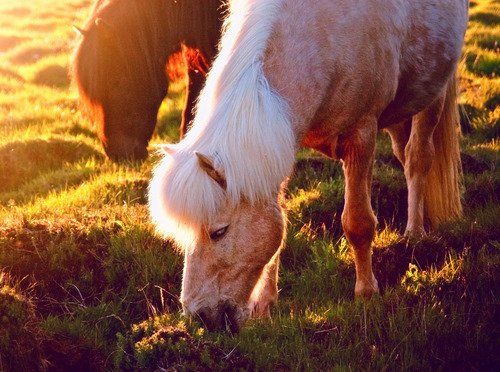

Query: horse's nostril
218;301;239;334
194;303;239;333
196;307;214;330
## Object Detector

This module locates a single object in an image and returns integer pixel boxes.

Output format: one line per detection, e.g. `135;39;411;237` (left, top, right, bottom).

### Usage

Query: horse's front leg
248;251;280;318
339;121;379;298
180;68;206;139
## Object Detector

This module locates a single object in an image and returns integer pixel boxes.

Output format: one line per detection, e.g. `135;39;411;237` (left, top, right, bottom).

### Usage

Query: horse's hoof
355;277;379;299
404;226;426;239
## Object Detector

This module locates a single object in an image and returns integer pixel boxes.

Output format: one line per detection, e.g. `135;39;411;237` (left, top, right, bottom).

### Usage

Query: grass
0;0;499;370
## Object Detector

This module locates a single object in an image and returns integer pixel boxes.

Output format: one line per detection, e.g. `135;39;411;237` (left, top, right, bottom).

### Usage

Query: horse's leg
340;121;379;298
180;68;205;139
385;119;412;167
248;252;280;317
404;97;445;236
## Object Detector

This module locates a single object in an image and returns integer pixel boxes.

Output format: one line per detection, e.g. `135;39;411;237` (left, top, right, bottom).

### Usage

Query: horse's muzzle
104;140;148;162
196;301;240;333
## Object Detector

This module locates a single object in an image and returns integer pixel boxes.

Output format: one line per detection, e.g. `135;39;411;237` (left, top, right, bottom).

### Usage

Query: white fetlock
354;275;379;298
404;225;426;238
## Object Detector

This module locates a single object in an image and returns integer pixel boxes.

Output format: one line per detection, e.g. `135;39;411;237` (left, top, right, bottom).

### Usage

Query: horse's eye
209;225;229;241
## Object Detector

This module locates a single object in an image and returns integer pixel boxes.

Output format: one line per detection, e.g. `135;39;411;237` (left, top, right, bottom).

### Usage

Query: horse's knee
341;210;377;249
342;211;379;298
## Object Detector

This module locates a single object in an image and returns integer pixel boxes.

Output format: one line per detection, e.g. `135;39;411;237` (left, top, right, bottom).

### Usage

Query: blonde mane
148;0;296;245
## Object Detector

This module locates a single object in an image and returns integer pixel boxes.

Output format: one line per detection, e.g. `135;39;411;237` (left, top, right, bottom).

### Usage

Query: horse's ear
73;25;88;37
195;152;227;190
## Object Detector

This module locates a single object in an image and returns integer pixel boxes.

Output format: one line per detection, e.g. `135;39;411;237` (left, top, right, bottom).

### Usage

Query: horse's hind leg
385;119;412;167
339;120;378;298
404;97;445;236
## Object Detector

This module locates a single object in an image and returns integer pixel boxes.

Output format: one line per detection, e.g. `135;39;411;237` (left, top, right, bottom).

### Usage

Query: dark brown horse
72;0;223;161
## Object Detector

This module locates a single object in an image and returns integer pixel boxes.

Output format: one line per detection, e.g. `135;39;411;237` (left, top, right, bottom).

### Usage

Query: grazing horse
149;0;468;331
72;0;223;161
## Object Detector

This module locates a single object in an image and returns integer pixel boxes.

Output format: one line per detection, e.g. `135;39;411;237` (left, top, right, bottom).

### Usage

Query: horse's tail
425;75;463;228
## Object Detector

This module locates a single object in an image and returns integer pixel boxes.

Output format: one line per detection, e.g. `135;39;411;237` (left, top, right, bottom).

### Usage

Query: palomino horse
149;0;468;331
72;0;223;161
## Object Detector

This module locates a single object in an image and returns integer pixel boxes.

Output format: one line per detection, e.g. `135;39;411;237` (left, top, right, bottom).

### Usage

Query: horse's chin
104;142;148;162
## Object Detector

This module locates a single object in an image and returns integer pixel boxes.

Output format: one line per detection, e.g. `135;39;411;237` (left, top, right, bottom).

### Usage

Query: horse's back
265;0;468;149
329;0;468;125
378;0;469;127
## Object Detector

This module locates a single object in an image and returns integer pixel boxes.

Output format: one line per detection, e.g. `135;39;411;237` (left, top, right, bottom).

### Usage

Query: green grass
0;0;499;370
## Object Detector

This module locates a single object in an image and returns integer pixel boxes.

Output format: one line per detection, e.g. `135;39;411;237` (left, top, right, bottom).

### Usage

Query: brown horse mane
71;0;223;131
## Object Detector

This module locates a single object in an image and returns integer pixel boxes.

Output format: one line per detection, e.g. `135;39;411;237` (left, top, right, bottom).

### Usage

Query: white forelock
148;0;295;245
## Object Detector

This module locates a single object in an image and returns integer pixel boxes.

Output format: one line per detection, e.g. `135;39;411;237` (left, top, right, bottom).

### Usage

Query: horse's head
182;198;284;332
149;150;286;332
72;1;170;162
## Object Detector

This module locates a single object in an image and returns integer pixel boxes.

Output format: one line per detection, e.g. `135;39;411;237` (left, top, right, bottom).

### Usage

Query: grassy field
0;0;498;370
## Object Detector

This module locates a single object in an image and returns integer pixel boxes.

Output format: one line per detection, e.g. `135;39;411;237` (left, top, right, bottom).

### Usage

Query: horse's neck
159;0;223;58
146;0;179;63
261;1;328;141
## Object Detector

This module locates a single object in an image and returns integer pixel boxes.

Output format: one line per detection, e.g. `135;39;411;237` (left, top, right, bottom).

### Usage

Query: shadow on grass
0;164;98;206
30;63;70;88
1;7;31;17
0;217;182;370
469;12;500;26
0;274;44;370
0;218;182;319
0;138;102;193
0;34;29;52
0;66;23;81
62;123;99;140
6;44;65;65
373;207;499;291
21;21;58;33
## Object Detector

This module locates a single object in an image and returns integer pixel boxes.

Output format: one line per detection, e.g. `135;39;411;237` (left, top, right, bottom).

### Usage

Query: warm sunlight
0;0;498;370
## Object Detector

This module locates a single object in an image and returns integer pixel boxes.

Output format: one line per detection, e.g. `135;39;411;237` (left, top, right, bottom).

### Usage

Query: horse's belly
377;80;445;128
378;53;458;128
